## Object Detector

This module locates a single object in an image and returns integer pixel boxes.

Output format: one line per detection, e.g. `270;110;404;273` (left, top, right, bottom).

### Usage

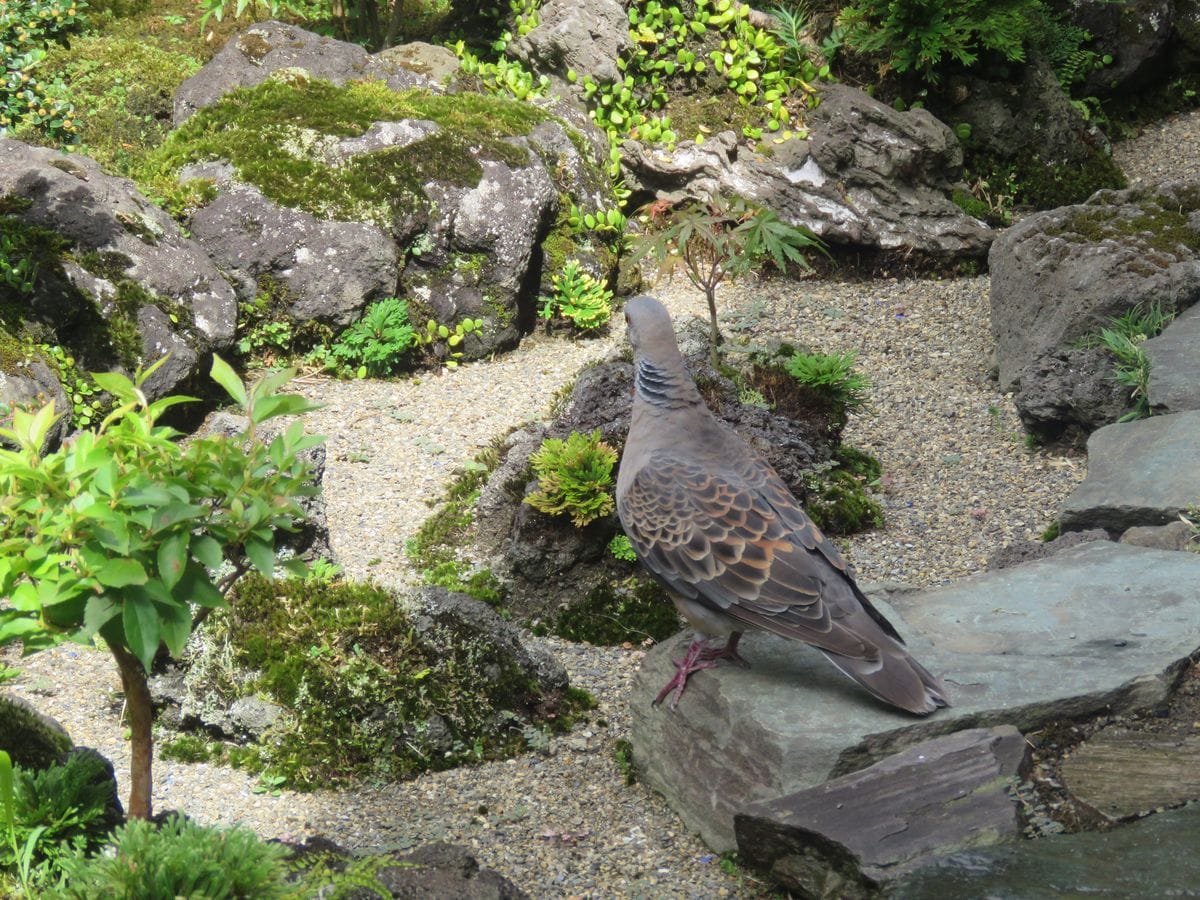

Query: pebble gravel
5;108;1199;898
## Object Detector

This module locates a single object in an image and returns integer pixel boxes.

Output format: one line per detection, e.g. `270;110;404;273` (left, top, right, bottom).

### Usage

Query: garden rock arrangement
989;180;1200;436
0;139;237;401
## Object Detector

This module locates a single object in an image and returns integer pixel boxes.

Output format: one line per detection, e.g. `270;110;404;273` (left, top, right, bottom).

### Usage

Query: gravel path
5;108;1199;898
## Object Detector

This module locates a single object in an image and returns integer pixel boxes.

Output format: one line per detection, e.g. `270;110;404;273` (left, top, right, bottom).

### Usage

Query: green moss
139;79;546;234
160;734;222;764
218;573;567;787
806;446;885;536
551;576;680;645
664;93;760;144
1013;149;1127;209
1062;193;1200;258
1042;520;1061;542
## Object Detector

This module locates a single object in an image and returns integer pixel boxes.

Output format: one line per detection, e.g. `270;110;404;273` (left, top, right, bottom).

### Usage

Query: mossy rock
805;446;885;536
0;694;72;770
550;576;681;645
141;78;546;236
176;576;578;788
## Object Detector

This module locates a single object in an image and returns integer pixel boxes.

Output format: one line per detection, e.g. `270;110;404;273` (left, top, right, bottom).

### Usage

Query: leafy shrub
0;358;321;819
783;349;869;418
1;750;114;894
52;813;292;900
524;430;619;527
0;0;84;142
540;261;614;331
328;297;416;378
608;533;638;562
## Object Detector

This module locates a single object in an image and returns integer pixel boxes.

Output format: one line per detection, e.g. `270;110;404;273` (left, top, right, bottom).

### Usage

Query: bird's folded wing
618;453;880;661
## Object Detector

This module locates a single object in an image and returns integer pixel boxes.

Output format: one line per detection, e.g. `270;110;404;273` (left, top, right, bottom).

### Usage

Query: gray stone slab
629;542;1200;851
1146;301;1200;413
1060;730;1200;822
889;803;1200;899
1059;410;1200;534
735;727;1030;898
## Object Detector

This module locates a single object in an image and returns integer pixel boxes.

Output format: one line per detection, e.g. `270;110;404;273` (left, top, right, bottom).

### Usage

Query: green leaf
190;535;224;571
175;562;227;609
244;535;275;576
156;599;192;657
210;355;248;408
96;558;149;589
91;370;138;402
0;750;14;831
158;532;189;590
123;592;161;672
152;502;206;533
83;595;121;638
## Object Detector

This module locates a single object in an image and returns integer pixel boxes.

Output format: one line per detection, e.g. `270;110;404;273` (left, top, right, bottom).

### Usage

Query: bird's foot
654;636;748;709
653;639;720;709
697;631;749;669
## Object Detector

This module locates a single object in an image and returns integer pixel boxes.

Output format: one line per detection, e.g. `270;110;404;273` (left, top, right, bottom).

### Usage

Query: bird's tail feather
819;646;951;716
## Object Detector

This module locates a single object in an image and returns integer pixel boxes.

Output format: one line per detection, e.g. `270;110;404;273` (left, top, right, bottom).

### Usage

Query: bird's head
623;295;701;408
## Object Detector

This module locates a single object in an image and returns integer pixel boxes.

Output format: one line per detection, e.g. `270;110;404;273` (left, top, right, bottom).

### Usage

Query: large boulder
621;83;993;258
508;0;631;85
989;181;1200;429
164;27;611;359
1070;0;1176;95
0;139;237;400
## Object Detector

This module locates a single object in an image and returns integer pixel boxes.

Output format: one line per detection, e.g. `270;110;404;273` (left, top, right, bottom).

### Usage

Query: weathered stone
508;0;631;85
621;84;993;258
0;139;237;399
989;182;1200;393
986;528;1110;571
890;803;1200;898
1060;411;1200;534
1070;0;1175;95
1011;346;1131;438
183;168;400;329
735;726;1030;898
0;693;71;769
1146;300;1200;413
228;697;284;740
172;20;436;124
630;541;1200;851
1061;729;1200;822
1120;520;1196;551
375;41;460;84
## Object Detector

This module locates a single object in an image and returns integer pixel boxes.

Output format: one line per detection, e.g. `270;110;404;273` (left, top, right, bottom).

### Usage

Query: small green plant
0;750;114;896
613;738;637;785
783;349;870;418
524;430;619;527
37;345;106;429
608;533;637;562
0;234;37;294
632;196;825;366
1081;301;1175;421
540;261;614;331
413;316;485;369
327;297;416;378
53;813;292;899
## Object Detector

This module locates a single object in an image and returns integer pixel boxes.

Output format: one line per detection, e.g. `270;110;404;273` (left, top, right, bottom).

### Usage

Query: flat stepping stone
1146;301;1200;413
630;542;1200;851
735;726;1030;897
1060;729;1200;821
889;803;1200;898
1059;410;1200;533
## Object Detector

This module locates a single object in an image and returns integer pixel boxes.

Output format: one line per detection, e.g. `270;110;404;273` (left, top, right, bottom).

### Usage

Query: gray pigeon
616;296;949;715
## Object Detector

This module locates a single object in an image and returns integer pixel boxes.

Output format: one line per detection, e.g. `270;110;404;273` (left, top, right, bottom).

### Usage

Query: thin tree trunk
706;287;721;369
110;643;154;820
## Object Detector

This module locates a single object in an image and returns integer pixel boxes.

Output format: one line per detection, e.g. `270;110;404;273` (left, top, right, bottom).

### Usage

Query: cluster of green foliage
608;533;637;562
212;573;567;786
0;750;115;896
838;0;1105;87
0;0;85;141
783;348;870;421
1082;301;1175;422
11;35;200;176
0;357;321;819
36;344;107;429
632;195;826;365
572;0;831;164
455;39;550;103
326;297;415;378
54;813;292;899
539;261;615;331
524;429;619;527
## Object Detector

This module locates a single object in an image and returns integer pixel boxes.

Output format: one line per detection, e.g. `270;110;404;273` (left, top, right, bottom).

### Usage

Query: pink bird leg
653;632;747;708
